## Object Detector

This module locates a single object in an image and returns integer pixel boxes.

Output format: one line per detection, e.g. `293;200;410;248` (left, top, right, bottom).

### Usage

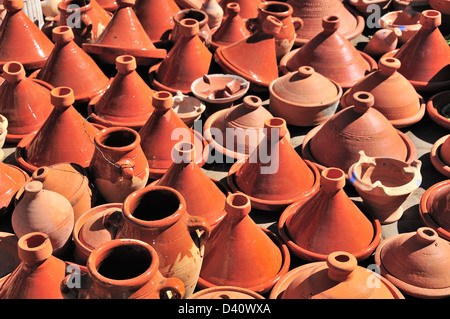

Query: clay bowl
426;90;450;130
379;10;422;43
172;91;206;128
430;134;450;178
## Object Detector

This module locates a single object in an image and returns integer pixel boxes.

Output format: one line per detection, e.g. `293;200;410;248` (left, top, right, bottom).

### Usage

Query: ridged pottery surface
0;232;20;281
426;90;450;130
0;161;29;217
430;134;450;178
189;286;265;299
379;9;422;43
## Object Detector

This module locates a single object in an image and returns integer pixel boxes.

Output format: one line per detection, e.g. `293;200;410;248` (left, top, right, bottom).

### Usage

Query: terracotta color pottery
227;118;320;212
189;286;265;299
104;185;211;297
0;232;20;282
214;15;282;91
430;134;450;178
87;55;155;131
202;0;223;30
89;126;149;203
429;0;450;14
57;0;112;46
172;91;206;128
302;91;417;175
82;0;167;66
340;57;426;128
348;151;422;224
34;26;111;104
0;161;29;217
209;2;251;51
279;167;382;261
138;91;207;179
0;0;54;71
419;180;450;241
0;232;67;299
0;114;7;151
363;28;402;58
0;61;54;144
171;8;212;45
348;0;392;18
61;239;186;299
286;0;365;46
15;87;101;174
426;90;450;130
197;193;290;293
379;9;422;43
383;10;450;92
96;0;118;11
219;0;260;20
149;18;212;95
133;0;180;42
374;227;450;298
269;65;343;127
279;16;377;90
269;251;404;299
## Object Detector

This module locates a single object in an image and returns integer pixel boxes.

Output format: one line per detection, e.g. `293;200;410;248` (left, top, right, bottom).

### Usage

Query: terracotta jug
201;0;223;30
89;126;150;203
61;238;186;299
426;90;450;130
171;8;212;45
104;186;211;297
87;55;155;131
363;28;402;58
189;286;265;299
0;61;54;144
0;0;54;71
0;232;67;299
198;193;290;294
430;134;450;178
219;0;260;20
0;161;29;218
11;181;74;256
349;151;422;224
279;167;382;261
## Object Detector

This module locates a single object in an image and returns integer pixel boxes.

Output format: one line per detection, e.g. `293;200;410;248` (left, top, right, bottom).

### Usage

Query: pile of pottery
0;0;449;300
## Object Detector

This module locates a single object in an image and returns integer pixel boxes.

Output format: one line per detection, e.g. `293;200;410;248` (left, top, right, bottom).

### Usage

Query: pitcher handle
157;277;186;299
292;17;303;31
187;216;211;253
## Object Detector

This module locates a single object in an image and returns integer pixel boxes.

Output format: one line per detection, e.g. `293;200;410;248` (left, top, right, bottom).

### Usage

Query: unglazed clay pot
104;186;211;297
171;8;212;45
0;161;29;217
61;239;186;299
172;91;206;128
363;28;402;58
198;193;290;294
202;0;223;30
219;0;260;20
340;57;426;128
96;0;118;11
0;232;67;299
89;126;149;203
227;118;320;212
11;181;74;256
348;151;422;224
379;9;422;43
189;286;265;299
0;0;54;71
430;134;450;178
0;232;20;282
348;0;392;18
0;61;54;144
87;55;155;131
374;227;450;298
279;167;382;261
419;180;450;241
279;15;377;89
270;251;404;299
426;90;450;130
429;0;450;14
269;65;343;127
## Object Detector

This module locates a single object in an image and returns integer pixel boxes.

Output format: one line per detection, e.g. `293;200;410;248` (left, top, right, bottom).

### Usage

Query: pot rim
258;1;293;18
191;74;250;104
93;126;141;153
426;90;450;130
430;134;450;178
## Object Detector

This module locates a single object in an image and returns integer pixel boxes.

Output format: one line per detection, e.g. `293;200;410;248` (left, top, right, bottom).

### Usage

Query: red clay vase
61;239;186;299
227;118;320;212
426;90;450;130
0;161;29;218
11;181;74;256
89;126;149;203
279;167;382;261
104;185;211;297
430;134;450;178
270;251;404;299
171;8;212;45
149;18;212;95
219;0;260;20
0;0;54;71
138;91;207;179
0;61;54;144
374;227;450;299
340;57;426;128
87;55;155;131
279;15;377;89
0;232;67;299
82;0;167;66
15;87;100;174
198;193;290;294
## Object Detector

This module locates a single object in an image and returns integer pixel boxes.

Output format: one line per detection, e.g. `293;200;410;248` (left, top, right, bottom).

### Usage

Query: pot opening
100;130;136;148
132;189;180;221
324;168;344;180
22;233;47;250
263;3;289;13
63;0;90;7
334;254;350;263
177;9;206;23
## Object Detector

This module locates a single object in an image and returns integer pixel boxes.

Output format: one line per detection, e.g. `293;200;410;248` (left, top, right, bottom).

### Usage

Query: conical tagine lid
219;0;260;20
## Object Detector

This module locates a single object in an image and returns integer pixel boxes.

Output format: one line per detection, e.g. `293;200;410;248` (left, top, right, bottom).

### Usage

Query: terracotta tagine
87;55;155;131
219;0;260;20
11;181;74;256
103;185;211;297
82;0;167;66
0;232;67;299
430;134;450;178
0;161;29;217
269;65;343;127
340;57;426;128
0;232;20;282
348;151;422;224
138;91;207;179
171;8;212;45
279;15;377;90
189;286;265;299
0;0;54;72
269;251;404;299
302;91;417;175
197;193;290;294
89;126;149;203
426;90;450;130
172;91;206;128
61;239;186;299
0;61;54;144
374;227;450;299
227;118;320;212
202;0;223;30
379;9;422;43
15;87;101;174
363;28;402;59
